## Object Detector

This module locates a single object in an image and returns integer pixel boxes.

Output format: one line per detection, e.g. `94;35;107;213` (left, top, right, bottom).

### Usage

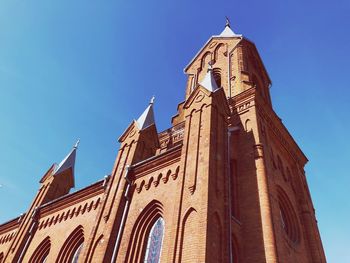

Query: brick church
0;21;326;262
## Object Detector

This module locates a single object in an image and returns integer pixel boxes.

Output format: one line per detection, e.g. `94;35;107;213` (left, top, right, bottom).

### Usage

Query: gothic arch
143;217;165;263
90;234;104;261
125;200;164;263
276;186;301;244
56;225;84;263
245;119;252;132
213;68;222;87
29;236;51;263
199;51;212;73
213;43;225;63
179;207;198;262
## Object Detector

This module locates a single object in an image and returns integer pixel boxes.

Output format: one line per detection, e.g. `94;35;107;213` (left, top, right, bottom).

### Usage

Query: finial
74;139;80;149
150;96;155;105
225;16;231;28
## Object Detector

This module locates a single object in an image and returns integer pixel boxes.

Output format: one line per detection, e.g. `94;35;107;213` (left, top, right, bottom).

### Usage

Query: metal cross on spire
74;139;80;149
225;16;231;28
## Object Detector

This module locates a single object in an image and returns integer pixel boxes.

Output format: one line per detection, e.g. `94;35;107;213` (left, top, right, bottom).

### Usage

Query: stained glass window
71;243;83;263
143;217;165;263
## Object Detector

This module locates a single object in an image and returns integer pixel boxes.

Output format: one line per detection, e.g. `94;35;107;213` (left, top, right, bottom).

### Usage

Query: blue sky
0;0;349;262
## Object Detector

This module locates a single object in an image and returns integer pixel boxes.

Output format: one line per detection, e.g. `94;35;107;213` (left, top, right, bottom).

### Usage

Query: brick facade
0;24;326;263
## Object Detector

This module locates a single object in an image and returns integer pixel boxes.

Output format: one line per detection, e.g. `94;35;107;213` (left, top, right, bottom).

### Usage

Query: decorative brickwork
0;23;326;263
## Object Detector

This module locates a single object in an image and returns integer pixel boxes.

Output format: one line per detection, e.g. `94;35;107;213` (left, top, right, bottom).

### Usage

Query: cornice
230;88;308;166
132;145;182;178
229;88;256;115
256;101;308;165
39;179;105;216
0;216;21;235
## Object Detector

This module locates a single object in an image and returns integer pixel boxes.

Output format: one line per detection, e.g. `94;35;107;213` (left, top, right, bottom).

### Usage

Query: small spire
150;96;155;105
219;17;240;37
199;62;219;92
54;141;79;188
136;98;156;130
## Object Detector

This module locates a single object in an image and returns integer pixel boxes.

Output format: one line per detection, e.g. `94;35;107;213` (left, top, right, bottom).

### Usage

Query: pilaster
83;120;159;262
174;85;230;263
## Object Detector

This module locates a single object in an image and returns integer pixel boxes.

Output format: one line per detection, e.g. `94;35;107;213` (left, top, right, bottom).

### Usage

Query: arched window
143;217;165;263
0;252;4;263
213;68;222;87
29;236;51;263
56;225;84;263
125;201;164;263
277;187;300;244
71;243;83;263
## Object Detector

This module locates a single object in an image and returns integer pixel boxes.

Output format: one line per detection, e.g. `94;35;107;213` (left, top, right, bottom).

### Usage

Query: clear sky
0;0;349;262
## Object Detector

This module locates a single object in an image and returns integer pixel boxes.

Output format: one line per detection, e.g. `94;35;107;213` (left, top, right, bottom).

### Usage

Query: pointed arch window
29;236;51;263
71;243;83;263
213;68;222;88
143;217;165;263
0;252;4;263
56;225;84;263
277;187;301;244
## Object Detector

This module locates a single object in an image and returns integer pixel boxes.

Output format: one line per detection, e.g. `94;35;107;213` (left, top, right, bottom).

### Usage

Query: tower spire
54;140;79;188
136;97;156;130
219;17;240;37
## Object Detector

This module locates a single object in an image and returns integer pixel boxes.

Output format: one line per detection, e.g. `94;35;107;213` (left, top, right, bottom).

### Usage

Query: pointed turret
2;141;80;262
219;17;241;37
199;65;219;92
118;97;158;143
53;139;79;188
136;97;156;130
54;140;79;176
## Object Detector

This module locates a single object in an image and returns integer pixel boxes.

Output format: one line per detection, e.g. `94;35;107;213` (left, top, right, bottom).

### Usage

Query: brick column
254;144;278;263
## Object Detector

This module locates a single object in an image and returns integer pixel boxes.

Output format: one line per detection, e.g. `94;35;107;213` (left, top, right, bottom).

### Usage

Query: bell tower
184;19;271;103
170;20;326;262
84;20;327;263
54;20;326;263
